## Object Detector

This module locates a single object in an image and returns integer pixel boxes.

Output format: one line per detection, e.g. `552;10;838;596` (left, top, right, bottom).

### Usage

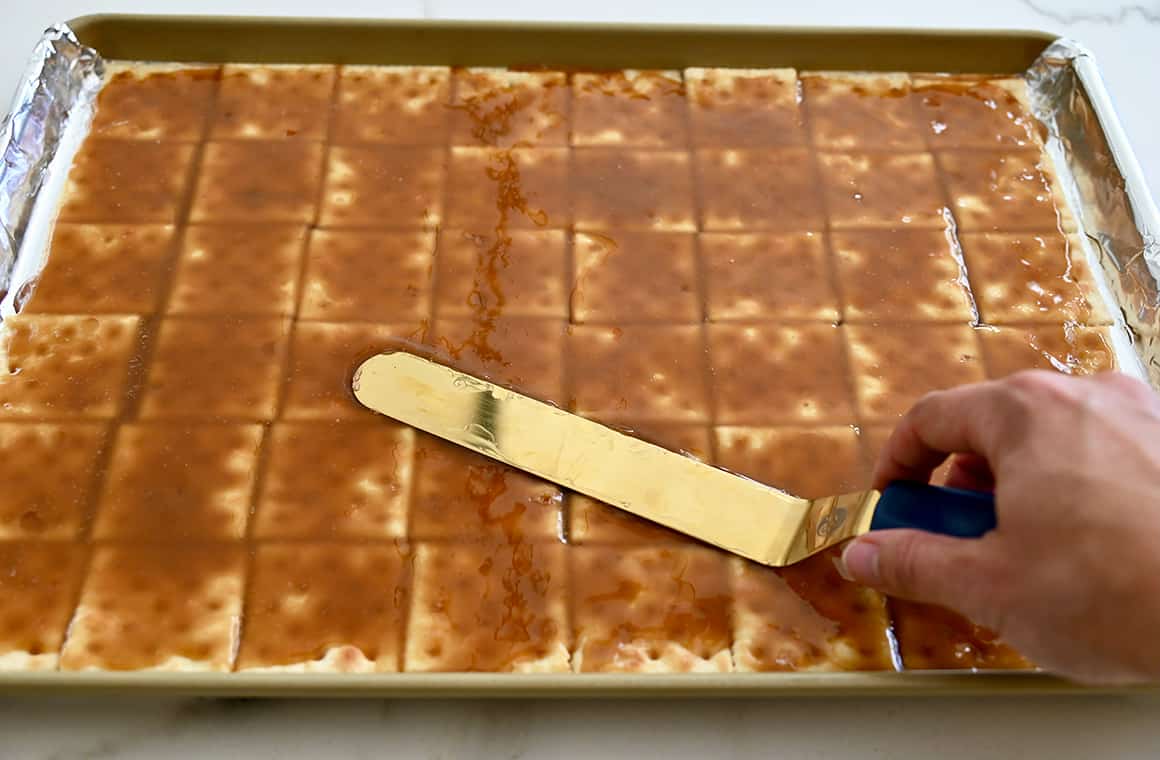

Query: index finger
872;380;1009;490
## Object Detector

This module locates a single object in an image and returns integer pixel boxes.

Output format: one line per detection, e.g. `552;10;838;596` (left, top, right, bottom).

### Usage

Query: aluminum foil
1028;39;1160;387
0;24;103;320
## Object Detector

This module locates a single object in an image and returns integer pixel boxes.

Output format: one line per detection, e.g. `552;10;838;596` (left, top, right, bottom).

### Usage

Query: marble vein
1018;0;1160;25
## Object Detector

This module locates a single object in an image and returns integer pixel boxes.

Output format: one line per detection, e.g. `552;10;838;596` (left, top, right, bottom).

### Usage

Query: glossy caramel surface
0;63;1115;674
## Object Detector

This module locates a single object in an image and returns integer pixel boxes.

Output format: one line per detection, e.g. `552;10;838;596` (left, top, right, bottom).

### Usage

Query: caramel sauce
410;432;563;542
192;141;323;223
138;317;290;420
451;70;568;148
0;314;139;419
846;324;987;422
169;224;307;317
431;317;567;406
572;547;731;671
60;140;196;224
960;231;1109;324
818;152;946;229
832;228;976;322
0;423;107;539
93;423;262;540
90;67;220;141
253;421;413;539
701;232;839;321
716;426;866;500
238;543;410;671
709;324;855;424
572;71;686;148
734;551;893;672
438;230;567;320
572;231;699;323
0;543;86;665
320;146;444;228
720;428;893;671
213;65;335;141
27;225;174;314
697;148;825;231
282;321;427;421
686;68;803;147
939;150;1067;232
912;76;1038;149
436;72;567;381
570;324;711;422
60;544;245;671
445;149;570;231
803;73;924;151
300;229;435;323
890;598;1033;670
778;552;890;664
0;65;1108;674
979;323;1115;378
572;148;696;231
407;541;568;672
333;67;450;145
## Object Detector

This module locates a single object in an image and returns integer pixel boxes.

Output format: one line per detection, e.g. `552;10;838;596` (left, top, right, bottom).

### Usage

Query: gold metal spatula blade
352;351;882;566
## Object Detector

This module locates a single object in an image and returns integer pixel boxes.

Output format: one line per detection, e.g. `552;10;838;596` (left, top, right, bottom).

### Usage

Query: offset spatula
353;352;996;567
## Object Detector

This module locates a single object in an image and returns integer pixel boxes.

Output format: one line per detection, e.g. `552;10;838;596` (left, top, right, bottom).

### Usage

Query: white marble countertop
2;2;1159;758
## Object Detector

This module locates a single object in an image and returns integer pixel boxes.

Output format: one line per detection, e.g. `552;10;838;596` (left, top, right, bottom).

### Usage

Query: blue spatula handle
871;481;997;538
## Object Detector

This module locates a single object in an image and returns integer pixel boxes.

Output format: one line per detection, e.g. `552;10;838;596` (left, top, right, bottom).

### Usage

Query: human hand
839;370;1160;684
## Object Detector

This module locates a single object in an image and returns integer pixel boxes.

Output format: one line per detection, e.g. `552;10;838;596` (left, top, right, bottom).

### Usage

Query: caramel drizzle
443;75;556;365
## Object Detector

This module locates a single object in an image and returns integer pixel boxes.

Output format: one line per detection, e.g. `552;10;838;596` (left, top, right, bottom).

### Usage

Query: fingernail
839;540;880;584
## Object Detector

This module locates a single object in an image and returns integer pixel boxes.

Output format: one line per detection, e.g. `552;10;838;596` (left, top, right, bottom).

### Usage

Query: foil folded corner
0;23;103;317
1028;38;1160;385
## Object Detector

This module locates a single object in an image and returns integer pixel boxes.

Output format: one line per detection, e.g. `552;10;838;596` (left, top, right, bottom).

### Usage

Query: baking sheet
0;16;1157;695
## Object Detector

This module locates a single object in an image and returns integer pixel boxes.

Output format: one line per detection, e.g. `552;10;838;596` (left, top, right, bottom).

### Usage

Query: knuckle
1072;372;1148;418
1004;369;1068;396
908;389;944;421
993;381;1037;427
1088;373;1160;426
999;370;1079;420
1099;370;1153;400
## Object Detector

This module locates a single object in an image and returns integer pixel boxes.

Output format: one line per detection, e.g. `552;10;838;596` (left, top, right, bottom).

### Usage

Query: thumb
839;529;993;616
